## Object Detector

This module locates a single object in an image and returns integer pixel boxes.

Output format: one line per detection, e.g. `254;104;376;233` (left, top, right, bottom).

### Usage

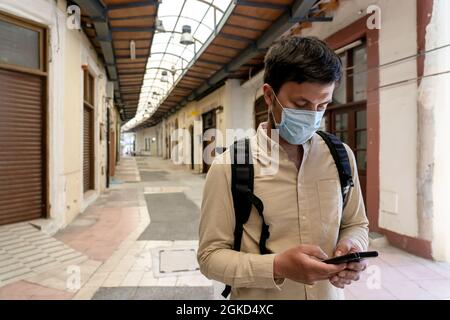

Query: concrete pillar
223;78;260;145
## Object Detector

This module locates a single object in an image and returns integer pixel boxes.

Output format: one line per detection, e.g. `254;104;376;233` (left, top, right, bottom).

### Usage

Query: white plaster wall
223;79;256;145
135;126;159;156
377;0;418;238
422;0;450;261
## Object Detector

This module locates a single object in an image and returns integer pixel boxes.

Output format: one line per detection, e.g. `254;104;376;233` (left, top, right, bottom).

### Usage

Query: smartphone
322;251;379;264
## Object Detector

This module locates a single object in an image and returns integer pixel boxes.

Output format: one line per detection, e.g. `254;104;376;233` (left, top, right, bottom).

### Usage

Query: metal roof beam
257;0;317;49
289;15;333;23
72;0;105;18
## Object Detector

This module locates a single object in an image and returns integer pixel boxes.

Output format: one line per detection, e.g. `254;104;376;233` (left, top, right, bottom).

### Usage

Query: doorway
189;125;194;170
202;109;216;173
0;12;48;225
83;69;95;192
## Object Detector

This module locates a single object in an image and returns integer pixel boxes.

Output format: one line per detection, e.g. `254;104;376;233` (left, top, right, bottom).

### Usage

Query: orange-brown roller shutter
0;68;46;225
83;105;94;192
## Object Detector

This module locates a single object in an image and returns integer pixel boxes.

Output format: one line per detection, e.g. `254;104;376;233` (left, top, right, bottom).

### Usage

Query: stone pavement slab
138;192;200;241
92;286;214;300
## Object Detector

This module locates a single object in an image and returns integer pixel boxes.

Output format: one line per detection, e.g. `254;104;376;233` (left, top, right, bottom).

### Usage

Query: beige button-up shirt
198;122;369;300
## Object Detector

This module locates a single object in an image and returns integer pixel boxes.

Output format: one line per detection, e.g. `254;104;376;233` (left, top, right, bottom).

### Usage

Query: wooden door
326;104;367;203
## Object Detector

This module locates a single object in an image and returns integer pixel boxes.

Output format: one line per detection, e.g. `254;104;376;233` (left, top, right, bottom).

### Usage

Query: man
198;36;369;300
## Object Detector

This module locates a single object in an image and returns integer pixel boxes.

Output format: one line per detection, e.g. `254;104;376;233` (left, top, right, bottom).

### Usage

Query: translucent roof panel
122;0;233;131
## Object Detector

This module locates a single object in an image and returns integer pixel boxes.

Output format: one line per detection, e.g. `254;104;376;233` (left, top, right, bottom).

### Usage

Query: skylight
122;0;234;131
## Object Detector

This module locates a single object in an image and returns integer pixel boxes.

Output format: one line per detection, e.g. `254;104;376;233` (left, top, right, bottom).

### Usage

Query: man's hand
329;239;368;289
274;244;346;285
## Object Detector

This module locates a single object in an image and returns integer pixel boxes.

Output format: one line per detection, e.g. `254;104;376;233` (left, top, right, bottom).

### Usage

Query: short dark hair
263;36;342;94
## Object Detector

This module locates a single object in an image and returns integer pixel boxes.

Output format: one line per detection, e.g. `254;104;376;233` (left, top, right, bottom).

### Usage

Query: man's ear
262;84;274;108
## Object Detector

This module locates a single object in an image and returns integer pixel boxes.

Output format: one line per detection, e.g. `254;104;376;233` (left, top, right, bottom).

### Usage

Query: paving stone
0;268;32;282
138;193;199;241
133;286;214;300
92;286;138;300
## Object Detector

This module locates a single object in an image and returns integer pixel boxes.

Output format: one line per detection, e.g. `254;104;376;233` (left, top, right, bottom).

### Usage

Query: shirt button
302;216;307;221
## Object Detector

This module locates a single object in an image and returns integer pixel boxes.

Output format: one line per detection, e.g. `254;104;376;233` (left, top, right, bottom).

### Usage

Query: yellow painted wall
62;25;108;225
62;26;83;224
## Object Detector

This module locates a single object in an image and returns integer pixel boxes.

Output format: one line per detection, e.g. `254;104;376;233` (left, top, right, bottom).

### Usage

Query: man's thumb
300;245;328;260
335;240;352;257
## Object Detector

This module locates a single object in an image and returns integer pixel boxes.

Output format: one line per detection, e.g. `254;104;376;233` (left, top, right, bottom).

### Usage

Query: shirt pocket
317;179;342;225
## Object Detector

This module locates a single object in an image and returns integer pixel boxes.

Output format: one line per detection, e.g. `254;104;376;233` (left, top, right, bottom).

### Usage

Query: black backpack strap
222;138;270;299
250;194;270;254
230;138;253;252
316;131;354;208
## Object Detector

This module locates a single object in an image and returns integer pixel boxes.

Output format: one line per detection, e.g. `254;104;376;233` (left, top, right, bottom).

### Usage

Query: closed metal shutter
0;68;46;225
83;105;94;192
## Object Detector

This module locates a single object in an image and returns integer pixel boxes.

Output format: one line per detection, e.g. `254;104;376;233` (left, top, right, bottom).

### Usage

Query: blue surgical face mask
271;90;325;145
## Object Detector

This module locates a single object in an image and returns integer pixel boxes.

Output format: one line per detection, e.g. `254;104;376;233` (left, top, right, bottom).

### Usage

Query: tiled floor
71;156;213;300
0;223;90;287
344;245;450;300
1;155;450;300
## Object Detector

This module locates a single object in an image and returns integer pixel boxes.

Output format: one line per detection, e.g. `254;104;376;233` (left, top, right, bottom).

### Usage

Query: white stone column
223;78;261;145
418;0;450;261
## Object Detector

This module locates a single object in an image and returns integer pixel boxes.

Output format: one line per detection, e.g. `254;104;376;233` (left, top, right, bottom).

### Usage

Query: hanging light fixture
130;40;136;60
170;65;177;76
155;18;165;33
161;70;169;83
180;25;194;45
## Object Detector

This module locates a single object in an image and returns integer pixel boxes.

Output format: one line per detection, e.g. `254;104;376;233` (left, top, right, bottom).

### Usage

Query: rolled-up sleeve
197;153;282;290
337;144;370;251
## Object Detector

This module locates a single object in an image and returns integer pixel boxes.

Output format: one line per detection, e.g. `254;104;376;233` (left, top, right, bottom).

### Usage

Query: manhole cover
159;249;199;273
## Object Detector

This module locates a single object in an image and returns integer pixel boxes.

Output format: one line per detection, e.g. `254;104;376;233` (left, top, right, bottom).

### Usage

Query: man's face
263;81;335;124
